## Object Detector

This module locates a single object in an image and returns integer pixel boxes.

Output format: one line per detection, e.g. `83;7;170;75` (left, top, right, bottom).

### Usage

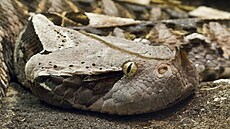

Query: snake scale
0;0;230;115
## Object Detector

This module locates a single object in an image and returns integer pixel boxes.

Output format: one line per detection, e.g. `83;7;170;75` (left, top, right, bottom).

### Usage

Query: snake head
25;44;198;115
21;14;198;115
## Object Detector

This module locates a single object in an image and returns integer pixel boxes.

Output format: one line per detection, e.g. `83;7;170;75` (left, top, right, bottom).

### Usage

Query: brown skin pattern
0;0;229;115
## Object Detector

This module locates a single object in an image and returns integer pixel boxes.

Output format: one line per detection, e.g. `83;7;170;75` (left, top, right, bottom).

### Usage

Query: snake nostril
158;65;168;74
156;64;172;78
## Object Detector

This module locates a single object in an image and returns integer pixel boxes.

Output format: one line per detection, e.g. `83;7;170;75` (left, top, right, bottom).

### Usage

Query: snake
0;0;229;115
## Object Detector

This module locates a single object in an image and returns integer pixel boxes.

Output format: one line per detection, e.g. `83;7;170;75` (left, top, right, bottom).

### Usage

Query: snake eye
156;64;172;78
122;61;138;77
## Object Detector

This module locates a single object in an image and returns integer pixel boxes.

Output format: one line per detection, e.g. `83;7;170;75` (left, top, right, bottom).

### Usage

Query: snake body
0;0;229;115
0;0;81;98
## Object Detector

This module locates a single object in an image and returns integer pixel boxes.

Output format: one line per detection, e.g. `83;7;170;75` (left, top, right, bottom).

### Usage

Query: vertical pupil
126;63;133;74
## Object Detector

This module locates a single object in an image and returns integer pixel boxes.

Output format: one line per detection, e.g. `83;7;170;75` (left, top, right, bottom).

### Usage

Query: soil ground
0;79;229;129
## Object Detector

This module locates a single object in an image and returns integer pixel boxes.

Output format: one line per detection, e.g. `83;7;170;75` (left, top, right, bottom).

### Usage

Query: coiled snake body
0;0;229;115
